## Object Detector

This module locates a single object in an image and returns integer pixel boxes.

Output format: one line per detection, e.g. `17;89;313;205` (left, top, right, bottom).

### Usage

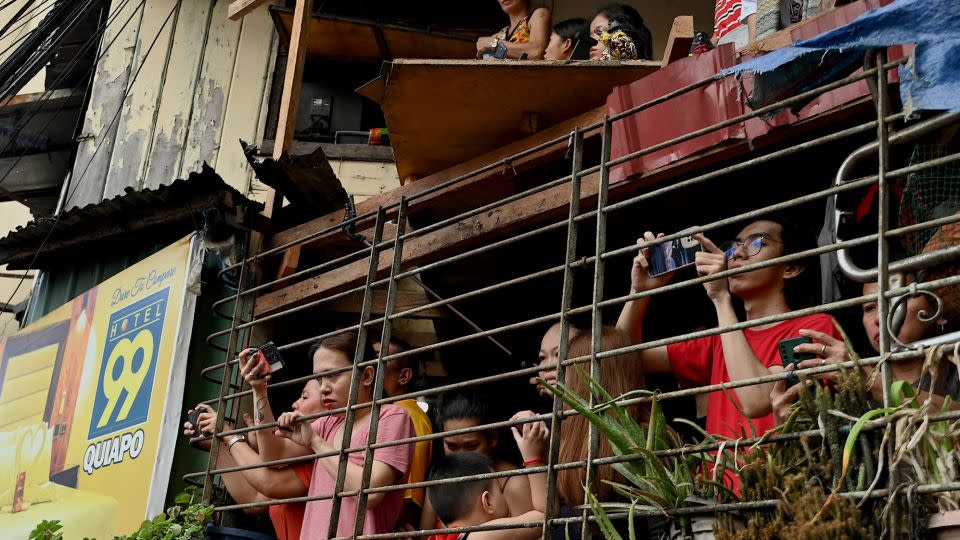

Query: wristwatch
490;38;500;50
224;434;247;451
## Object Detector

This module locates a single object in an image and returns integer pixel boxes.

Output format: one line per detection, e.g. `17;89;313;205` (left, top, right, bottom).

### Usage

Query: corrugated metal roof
0;164;263;268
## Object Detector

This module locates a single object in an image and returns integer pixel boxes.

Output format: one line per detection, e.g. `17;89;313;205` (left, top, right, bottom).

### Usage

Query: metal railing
190;47;960;540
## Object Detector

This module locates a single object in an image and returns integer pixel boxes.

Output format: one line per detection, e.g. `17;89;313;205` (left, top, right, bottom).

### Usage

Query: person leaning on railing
274;333;415;540
543;18;587;61
182;372;318;540
586;4;653;61
615;216;844;442
420;388;534;530
475;0;551;60
529;319;585;398
554;327;663;539
371;337;434;536
422;414;549;540
771;276;960;423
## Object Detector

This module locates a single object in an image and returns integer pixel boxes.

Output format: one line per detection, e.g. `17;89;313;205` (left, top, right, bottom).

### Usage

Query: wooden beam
228;0;271;21
254;169;600;316
326;290;448;319
661;16;695;68
265;106;605;252
265;0;313;217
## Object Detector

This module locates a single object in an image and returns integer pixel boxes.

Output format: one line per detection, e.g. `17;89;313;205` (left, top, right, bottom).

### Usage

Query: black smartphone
570;35;597;60
778;336;815;386
187;409;202;434
254;342;285;379
647;236;702;277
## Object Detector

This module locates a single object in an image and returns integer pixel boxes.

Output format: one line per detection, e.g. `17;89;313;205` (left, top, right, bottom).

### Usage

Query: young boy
372;337;433;529
617;217;843;440
275;333;415;540
424;411;548;540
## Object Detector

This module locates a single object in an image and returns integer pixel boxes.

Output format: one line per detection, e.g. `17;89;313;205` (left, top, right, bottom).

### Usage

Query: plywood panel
102;0;179;196
272;12;475;61
66;0;146;208
178;0;242;180
211;5;278;192
141;0;215;189
371;59;659;181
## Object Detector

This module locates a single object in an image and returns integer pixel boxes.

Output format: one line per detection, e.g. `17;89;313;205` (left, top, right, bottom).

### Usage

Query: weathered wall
65;0;278;209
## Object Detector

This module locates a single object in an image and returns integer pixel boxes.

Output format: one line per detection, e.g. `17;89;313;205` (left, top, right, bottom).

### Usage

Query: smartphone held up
647;236;702;277
249;341;285;379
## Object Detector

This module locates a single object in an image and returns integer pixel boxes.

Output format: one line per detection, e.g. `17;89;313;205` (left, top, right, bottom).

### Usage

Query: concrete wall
64;0;279;210
0;201;35;337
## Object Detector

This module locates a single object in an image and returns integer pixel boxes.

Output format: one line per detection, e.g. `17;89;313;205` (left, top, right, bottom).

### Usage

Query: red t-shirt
666;313;841;440
268;462;315;540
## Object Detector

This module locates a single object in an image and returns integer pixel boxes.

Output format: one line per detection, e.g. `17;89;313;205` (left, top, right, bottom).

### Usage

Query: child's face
313;347;365;413
291;379;323;414
442;418;496;457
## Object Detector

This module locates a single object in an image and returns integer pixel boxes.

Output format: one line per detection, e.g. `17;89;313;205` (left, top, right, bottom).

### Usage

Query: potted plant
544;370;738;539
845;345;960;539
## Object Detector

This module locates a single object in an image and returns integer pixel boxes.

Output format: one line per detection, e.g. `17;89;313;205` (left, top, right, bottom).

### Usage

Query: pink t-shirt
299;404;414;540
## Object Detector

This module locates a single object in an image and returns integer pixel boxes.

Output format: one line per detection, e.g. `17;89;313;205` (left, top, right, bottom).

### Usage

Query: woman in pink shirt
275;333;415;540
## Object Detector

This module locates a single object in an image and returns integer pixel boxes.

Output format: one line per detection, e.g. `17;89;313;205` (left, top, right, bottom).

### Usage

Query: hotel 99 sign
0;235;200;539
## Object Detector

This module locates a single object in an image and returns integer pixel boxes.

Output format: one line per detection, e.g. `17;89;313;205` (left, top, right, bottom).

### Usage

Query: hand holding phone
249;342;285;379
778;336;815;386
647;236;702;277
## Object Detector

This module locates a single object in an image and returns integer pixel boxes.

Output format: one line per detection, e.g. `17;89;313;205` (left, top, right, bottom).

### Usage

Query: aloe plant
543;368;737;536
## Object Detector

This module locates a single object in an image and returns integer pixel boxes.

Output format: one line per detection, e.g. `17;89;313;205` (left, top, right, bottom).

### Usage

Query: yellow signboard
0;235;201;539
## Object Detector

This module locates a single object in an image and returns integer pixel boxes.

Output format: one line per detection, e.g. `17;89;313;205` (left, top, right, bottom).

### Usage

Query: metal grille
188;50;960;540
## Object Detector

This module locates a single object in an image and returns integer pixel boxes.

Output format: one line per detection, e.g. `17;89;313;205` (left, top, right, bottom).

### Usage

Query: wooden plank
277;245;301;278
661;16;694;68
370;59;659;181
178;0;243;180
265;106;605;252
258;141;395;162
254;170;601;316
271;11;476;61
65;0;145;208
266;0;312;217
325;290;448;319
103;0;179;195
212;6;278;192
228;0;270;21
140;0;216;189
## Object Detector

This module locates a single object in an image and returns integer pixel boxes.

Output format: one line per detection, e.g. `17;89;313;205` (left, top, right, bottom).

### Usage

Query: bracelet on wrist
225;434;247;451
522;457;546;467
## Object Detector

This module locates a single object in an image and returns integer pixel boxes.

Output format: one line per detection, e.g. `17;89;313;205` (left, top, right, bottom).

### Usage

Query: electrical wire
0;0;99;98
0;0;56;46
1;0;181;314
0;0;140;188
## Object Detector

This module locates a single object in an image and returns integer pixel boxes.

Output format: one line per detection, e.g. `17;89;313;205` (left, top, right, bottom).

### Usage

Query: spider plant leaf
839;407;896;488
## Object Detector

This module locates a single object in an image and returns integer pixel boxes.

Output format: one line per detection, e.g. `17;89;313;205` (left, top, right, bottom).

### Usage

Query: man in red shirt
616;217;842;440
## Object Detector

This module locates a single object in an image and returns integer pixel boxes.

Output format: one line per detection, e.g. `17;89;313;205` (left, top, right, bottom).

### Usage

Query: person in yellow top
373;337;433;533
475;0;551;59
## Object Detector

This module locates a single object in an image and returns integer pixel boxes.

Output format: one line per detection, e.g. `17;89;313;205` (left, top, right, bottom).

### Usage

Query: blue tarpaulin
719;0;960;114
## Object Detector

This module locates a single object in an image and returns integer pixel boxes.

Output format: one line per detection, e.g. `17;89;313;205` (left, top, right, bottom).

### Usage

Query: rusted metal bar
327;207;387;537
543;128;584;540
